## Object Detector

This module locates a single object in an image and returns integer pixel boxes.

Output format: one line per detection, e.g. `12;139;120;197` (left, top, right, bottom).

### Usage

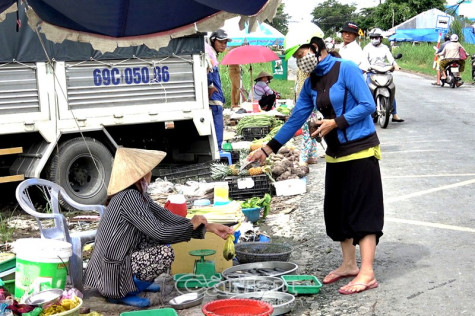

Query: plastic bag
459;47;467;60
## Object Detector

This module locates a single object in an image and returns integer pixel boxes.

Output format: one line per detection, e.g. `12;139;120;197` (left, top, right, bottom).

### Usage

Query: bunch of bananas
223;234;235;261
223;222;241;261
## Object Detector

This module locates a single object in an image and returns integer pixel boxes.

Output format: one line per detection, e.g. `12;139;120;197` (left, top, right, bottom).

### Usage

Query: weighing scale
189;249;216;279
173;249;222;289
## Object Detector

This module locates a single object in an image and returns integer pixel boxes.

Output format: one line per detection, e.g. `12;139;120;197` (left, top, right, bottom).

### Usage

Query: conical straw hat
107;147;166;196
254;71;273;81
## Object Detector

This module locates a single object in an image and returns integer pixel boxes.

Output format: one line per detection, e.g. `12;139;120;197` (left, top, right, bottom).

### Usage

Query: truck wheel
48;137;113;208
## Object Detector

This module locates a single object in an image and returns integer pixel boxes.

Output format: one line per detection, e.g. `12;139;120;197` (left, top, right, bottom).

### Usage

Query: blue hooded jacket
268;54;378;158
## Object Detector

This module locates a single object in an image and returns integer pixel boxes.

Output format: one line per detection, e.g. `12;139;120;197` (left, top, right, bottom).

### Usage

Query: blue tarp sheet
0;0;270;37
389;27;475;44
463;27;475;44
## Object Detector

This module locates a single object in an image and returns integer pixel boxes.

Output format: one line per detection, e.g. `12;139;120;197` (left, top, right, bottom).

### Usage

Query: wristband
261;147;269;157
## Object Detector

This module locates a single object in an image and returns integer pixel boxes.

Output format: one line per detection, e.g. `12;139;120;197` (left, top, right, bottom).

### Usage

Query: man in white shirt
361;28;404;122
338;22;363;67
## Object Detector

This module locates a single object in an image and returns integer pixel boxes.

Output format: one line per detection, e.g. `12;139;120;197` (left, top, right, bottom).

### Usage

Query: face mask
371;38;381;46
297;53;319;73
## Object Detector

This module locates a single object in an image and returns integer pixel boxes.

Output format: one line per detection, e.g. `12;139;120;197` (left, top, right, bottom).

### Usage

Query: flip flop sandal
338;282;379;295
322;271;359;284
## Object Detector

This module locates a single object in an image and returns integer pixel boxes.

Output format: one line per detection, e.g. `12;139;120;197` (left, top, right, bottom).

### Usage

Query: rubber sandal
338;282;379;295
107;295;151;307
145;283;160;292
322;271;358;285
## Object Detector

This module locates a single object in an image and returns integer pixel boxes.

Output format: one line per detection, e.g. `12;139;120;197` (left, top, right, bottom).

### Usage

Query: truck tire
48;137;113;208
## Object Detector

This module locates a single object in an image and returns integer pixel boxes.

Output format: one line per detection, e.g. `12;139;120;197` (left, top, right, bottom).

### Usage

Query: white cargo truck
0;7;218;206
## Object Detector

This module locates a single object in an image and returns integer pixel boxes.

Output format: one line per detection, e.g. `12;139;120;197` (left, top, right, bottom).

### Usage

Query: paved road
349;71;475;315
263;71;475;316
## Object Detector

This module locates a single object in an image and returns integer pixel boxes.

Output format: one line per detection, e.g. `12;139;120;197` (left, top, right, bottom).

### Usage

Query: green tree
355;0;445;31
355;7;377;31
311;0;357;36
268;3;289;35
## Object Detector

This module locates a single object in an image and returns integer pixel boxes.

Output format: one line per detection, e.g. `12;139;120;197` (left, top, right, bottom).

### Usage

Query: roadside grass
0;210;16;246
394;42;475;83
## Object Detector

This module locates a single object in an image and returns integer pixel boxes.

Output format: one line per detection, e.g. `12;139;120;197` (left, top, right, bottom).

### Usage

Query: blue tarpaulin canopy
389;27;475;44
463;27;475;44
223;17;284;46
0;0;274;37
0;0;280;52
389;28;442;42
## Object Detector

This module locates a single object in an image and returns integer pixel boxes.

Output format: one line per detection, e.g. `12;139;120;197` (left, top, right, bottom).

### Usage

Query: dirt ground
77;160;340;316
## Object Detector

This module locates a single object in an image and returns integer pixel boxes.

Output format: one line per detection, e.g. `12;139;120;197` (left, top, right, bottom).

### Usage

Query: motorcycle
440;59;463;88
367;54;402;128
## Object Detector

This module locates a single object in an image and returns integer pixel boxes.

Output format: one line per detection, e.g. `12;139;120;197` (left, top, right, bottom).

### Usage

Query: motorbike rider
432;34;451;85
436;34;468;87
361;28;404;123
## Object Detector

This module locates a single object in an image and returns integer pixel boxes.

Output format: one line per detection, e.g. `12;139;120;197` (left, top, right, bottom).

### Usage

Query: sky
282;0;382;22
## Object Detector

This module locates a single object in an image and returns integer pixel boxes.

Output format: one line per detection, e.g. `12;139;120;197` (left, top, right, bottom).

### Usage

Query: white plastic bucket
12;238;72;300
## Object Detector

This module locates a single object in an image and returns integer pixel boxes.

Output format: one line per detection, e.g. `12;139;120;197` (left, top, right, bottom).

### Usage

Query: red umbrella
221;45;280;103
221;45;280;65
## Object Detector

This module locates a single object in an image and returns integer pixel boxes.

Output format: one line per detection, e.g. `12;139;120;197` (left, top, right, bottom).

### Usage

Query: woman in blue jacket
251;36;384;295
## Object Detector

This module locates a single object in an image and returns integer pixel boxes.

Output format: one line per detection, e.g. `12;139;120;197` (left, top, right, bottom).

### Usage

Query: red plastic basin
202;298;273;316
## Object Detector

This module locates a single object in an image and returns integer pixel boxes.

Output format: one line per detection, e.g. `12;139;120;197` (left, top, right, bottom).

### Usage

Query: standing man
338;22;363;67
228;64;241;108
205;29;231;151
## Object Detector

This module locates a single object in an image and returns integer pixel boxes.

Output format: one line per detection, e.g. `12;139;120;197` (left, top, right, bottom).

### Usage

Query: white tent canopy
388;8;453;33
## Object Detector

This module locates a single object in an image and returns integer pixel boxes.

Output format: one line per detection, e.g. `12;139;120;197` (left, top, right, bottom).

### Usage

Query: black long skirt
324;156;384;245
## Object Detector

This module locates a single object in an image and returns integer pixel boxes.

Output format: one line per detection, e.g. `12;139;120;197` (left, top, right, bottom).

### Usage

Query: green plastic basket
174;273;222;289
281;275;322;295
120;308;178;316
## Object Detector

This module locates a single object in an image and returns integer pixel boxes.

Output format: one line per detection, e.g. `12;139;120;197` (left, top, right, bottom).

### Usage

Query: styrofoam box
273;178;307;196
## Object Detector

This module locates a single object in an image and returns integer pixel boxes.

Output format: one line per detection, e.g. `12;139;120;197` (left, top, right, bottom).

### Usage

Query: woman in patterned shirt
84;148;233;307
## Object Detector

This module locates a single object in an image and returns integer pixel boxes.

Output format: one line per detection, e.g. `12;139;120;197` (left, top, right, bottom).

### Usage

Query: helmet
444;34;450;41
284;23;324;60
450;34;459;42
210;29;231;42
369;28;383;38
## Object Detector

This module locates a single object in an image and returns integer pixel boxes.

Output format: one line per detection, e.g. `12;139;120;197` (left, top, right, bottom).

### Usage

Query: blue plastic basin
241;207;261;223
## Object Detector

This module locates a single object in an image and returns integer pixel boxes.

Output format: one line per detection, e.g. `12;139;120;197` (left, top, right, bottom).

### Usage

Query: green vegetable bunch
236;115;278;135
240;193;272;218
276;107;291;115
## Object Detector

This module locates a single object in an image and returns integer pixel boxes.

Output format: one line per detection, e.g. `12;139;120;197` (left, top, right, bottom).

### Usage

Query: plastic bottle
213;182;229;205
